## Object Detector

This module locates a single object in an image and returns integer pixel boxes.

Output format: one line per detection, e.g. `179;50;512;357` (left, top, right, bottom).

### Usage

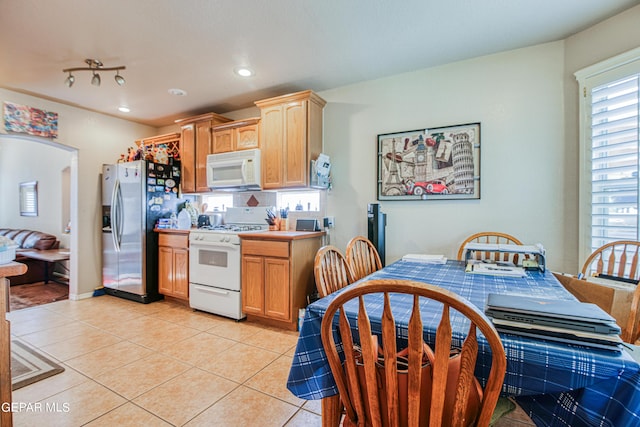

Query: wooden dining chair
314;245;356;298
346;236;383;281
580;240;640;344
321;278;506;427
456;231;523;264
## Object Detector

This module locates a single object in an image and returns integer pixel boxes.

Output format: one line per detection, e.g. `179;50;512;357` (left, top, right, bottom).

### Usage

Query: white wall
0;89;157;298
319;41;568;270
0;136;72;240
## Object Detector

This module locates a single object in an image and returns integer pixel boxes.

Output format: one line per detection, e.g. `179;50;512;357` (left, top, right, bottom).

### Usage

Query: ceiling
1;0;638;128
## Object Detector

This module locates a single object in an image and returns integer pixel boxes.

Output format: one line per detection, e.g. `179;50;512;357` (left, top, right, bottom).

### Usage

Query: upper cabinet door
180;124;196;193
212;128;233;153
255;90;326;190
260;106;285;189
283;100;307;187
195;121;212;192
235;122;260;151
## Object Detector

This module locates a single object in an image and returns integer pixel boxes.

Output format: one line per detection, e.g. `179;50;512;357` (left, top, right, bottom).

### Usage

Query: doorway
0;134;78;301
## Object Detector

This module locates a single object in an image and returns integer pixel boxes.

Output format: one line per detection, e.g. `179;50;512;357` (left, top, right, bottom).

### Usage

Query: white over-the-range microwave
206;148;261;191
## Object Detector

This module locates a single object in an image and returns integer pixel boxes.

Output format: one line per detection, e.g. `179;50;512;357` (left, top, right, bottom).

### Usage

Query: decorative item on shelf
62;59;125;88
153;145;169;165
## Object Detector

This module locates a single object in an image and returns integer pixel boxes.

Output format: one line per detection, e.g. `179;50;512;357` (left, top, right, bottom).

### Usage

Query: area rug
9;281;69;310
11;339;65;390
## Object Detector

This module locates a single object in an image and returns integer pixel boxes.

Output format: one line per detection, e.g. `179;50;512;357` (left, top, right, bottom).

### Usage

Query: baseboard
69;291;93;301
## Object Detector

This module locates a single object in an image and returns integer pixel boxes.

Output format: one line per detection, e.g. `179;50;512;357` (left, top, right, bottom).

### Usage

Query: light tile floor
7;295;534;426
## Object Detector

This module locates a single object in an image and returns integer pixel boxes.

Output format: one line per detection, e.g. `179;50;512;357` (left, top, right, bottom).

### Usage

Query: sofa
0;228;60;285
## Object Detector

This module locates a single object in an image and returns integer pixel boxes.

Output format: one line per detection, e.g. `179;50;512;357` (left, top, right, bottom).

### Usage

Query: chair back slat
618;246;628;277
357;296;383;427
339;309;362;422
407;295;424;427
347;236;383;281
606;249;617;276
631;246;639;279
429;304;452;427
380;293;399;427
452;326;478;427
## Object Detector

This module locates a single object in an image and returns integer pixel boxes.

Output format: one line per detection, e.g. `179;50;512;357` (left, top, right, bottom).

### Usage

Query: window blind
590;74;640;253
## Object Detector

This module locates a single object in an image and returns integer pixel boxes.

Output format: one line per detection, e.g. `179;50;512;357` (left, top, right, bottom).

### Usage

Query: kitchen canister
177;209;192;230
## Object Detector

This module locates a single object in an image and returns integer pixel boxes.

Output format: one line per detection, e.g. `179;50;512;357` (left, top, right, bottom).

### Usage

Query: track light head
91;72;101;86
62;59;125;88
65;73;75;88
114;71;125;86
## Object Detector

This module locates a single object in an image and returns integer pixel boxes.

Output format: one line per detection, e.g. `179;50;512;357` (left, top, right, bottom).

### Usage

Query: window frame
575;47;640;265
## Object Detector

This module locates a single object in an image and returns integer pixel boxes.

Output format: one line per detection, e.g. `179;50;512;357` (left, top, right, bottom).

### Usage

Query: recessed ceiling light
118;106;130;113
235;67;254;77
168;88;187;96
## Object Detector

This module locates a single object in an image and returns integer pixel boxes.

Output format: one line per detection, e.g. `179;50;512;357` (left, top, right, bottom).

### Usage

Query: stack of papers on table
402;254;447;264
485;293;622;352
465;262;526;277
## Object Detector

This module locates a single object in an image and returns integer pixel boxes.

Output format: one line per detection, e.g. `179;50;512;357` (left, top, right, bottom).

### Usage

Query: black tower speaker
367;203;387;266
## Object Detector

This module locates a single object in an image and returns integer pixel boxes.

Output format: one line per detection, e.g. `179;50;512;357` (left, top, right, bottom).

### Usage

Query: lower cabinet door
173;248;189;299
242;255;265;315
264;257;290;321
158;246;173;295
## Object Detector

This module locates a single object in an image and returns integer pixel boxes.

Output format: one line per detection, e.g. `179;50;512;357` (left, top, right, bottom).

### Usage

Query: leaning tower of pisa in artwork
451;132;474;193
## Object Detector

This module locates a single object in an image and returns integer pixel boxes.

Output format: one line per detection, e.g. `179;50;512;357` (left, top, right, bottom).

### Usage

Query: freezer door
116;162;145;296
102;164;118;289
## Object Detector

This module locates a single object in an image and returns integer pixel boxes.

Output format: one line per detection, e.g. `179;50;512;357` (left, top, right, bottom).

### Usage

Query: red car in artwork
405;180;449;196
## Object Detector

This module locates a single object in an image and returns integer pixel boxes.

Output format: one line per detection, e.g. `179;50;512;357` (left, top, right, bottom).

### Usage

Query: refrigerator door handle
117;180;124;248
111;179;121;252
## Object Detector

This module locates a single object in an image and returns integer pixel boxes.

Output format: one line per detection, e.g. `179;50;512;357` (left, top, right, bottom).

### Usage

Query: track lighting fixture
63;59;125;87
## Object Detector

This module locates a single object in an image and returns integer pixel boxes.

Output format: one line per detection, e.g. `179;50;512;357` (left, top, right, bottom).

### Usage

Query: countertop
239;230;325;240
0;261;27;277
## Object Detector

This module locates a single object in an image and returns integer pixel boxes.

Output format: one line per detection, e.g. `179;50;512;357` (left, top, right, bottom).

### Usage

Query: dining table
286;259;640;427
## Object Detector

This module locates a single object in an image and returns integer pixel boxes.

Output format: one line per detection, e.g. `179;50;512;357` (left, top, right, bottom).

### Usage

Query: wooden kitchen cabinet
211;117;260;154
240;231;323;330
176;113;232;193
255;90;326;189
157;231;189;301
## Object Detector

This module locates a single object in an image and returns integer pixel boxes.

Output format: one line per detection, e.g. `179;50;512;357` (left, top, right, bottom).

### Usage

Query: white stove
190;224;267;245
188;207;269;319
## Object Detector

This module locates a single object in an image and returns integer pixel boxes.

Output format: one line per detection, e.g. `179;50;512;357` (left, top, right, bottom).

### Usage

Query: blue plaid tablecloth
287;260;640;427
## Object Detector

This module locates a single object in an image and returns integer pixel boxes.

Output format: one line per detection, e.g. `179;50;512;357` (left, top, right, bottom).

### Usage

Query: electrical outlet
325;216;335;228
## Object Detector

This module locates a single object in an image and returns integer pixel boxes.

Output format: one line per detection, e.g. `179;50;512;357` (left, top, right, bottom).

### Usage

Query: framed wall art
377;122;480;201
4;101;58;139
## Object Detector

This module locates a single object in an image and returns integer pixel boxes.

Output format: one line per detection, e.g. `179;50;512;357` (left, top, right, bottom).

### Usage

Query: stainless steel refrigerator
102;160;182;303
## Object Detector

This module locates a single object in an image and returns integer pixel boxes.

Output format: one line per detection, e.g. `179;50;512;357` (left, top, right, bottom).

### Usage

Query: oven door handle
193;285;231;295
190;242;240;249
